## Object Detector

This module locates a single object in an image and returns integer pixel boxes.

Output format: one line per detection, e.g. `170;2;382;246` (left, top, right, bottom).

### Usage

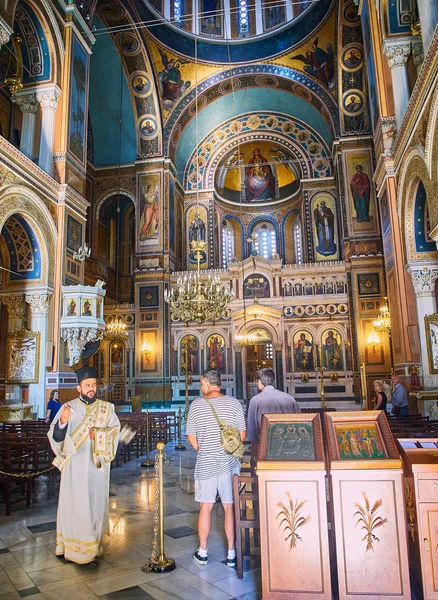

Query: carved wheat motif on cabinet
277;492;311;550
405;483;416;542
354;491;388;552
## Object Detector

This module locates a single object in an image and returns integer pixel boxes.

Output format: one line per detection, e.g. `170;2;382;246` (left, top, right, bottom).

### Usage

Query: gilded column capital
11;91;38;114
0;19;13;48
1;295;26;319
383;39;411;70
36;85;61;111
411;40;424;69
25;292;52;316
406;265;438;297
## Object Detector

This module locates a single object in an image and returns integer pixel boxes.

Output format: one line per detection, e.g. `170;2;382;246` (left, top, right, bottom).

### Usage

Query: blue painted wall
1;214;41;280
415;181;436;253
88;15;136;166
174;88;333;181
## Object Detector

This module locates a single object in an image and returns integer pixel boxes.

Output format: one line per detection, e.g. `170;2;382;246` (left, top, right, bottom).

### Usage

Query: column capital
381;116;397;157
406;265;438;297
411;39;424;69
11;91;38;114
25;292;52;316
383;39;411;70
233;343;243;353
36;85;61;111
273;342;283;352
1;295;26;319
0;18;13;48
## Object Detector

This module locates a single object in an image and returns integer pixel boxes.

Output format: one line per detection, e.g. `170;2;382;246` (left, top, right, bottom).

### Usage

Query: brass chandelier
105;312;128;341
164;39;233;324
165;240;233;324
373;296;391;334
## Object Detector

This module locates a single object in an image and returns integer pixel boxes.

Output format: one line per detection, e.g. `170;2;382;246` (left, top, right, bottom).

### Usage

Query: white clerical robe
48;398;120;564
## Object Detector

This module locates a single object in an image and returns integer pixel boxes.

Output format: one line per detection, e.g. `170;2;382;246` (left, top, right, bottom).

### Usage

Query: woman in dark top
373;380;387;414
45;390;61;423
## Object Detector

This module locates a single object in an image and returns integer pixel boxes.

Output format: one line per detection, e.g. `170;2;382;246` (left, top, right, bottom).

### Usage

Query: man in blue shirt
391;375;409;416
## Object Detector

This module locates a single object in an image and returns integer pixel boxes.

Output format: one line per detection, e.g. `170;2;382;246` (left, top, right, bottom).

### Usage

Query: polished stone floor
0;440;261;600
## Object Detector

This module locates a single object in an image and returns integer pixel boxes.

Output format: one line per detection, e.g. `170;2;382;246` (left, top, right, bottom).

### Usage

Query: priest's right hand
60;405;72;424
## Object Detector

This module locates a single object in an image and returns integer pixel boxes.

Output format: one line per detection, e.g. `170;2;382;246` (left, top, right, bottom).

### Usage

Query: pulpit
397;437;438;600
257;413;331;600
325;411;411;599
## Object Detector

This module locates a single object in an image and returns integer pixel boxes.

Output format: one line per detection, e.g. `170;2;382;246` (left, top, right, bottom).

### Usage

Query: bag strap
204;397;224;431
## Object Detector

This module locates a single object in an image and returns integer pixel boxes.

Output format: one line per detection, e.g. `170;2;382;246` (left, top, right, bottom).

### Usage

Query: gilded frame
425;314;438;374
6;328;40;384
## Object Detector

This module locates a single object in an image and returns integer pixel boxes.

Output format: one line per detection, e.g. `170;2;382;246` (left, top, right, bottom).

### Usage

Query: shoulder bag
204;397;244;460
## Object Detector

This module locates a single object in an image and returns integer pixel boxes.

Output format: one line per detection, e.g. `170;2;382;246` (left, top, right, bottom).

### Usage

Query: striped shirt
186;395;246;480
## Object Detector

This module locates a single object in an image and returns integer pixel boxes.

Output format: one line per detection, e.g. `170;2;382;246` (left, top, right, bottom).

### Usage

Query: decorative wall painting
311;193;339;260
69;36;89;164
335;424;386;460
243;274;270;298
321;329;343;370
425;314;438;374
157;48;191;109
266;422;315;460
66;298;77;316
82;298;92;316
207;334;226;373
6;329;40;384
110;341;124;376
293;331;314;372
186;204;207;269
199;0;223;36
169;178;175;252
66;215;82;253
344;149;378;235
138;173;160;249
180;335;200;374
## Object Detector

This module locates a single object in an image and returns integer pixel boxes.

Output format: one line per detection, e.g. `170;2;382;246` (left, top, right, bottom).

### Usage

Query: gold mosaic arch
0;187;57;288
427;84;438;188
397;152;437;261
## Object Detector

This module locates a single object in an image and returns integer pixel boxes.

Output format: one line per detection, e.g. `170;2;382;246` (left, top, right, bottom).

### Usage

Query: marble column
411;39;424;75
383;39;411;128
26;292;52;417
234;344;243;400
417;0;438;54
11;91;38;159
274;343;284;391
406;265;438;389
1;295;26;402
36;85;61;176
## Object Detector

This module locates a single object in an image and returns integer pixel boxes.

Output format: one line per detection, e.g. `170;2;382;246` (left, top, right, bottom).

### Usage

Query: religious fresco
169;178;176;252
360;0;379;131
138;173;160;249
66;215;82;253
357;273;380;296
267;422;315;460
66;298;77;317
289;37;334;91
243;275;270;298
344;150;378;235
215;140;300;204
321;329;343;370
157;48;191;110
293;331;314;372
139;286;159;308
311;193;339;260
130;71;152;97
110;341;124;376
199;0;223;36
69;36;88;164
138;115;158;140
263;0;286;31
335;424;386;460
116;33;140;55
82;298;92;316
207;334;226;373
186;204;208;269
180;335;200;374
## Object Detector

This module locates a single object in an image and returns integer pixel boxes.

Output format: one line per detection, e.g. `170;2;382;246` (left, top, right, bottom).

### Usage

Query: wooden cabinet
418;503;438;599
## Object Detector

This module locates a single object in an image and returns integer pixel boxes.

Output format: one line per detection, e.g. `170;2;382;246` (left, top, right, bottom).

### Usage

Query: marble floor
0;440;261;600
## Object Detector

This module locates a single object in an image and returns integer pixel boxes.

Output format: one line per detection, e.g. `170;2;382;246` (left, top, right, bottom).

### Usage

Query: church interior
0;0;438;597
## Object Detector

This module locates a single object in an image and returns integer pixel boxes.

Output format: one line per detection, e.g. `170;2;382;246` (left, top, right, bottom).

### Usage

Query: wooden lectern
257;413;331;600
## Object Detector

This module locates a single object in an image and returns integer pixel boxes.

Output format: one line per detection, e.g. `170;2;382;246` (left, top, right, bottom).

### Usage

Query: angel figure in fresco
290;37;335;90
139;184;159;241
245;148;275;201
158;49;191;108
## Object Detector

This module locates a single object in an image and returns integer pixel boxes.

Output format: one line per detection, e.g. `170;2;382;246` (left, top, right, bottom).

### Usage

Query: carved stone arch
0;185;58;287
12;0;65;84
95;190;136;220
241;320;280;347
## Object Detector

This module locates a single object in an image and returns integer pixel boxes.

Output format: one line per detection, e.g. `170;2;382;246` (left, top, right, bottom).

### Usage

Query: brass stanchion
174;406;186;451
152;442;176;573
141;408;154;468
316;344;327;409
360;362;367;410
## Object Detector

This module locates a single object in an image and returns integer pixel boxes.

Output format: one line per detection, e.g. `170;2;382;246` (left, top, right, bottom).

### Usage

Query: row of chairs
388;413;438;438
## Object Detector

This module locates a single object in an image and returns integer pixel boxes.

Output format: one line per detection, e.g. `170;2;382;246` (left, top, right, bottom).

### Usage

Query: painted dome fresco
215;140;300;205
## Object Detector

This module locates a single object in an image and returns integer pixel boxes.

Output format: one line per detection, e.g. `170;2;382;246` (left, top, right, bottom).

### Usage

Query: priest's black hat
76;366;97;383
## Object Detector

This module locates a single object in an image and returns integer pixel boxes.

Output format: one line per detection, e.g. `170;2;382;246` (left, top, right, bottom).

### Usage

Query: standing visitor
186;369;246;568
391;375;409;416
373;380;388;414
45;390;61;423
48;367;120;564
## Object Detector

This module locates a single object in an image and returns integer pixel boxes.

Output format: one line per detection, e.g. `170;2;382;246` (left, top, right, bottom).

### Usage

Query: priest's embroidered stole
53;400;117;471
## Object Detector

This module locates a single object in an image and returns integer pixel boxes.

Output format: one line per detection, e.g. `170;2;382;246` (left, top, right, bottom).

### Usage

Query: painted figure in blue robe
314;201;336;256
202;0;220;33
323;331;343;370
245;148;275;201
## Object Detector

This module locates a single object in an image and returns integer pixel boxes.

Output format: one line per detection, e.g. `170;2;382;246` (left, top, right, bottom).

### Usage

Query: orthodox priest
48;367;120;564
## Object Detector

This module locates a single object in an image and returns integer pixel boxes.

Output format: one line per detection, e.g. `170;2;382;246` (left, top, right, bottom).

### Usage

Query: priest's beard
80;390;96;403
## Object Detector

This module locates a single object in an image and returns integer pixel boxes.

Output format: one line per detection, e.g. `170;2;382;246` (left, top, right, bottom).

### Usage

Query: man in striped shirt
186;369;246;568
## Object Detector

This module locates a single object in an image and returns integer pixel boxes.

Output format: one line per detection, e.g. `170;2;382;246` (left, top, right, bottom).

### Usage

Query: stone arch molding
95;190;136;220
239;319;280;347
426;83;438;185
0;185;58;288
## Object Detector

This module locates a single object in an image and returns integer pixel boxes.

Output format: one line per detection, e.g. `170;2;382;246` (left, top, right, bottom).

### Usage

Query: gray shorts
195;466;240;504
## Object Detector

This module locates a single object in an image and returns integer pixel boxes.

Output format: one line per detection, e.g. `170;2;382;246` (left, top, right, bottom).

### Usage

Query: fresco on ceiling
157;48;191;110
138;173;160;250
214;141;299;204
169;178;176;252
360;0;379;132
69;36;88;164
343;149;378;236
290;37;334;90
130;71;152;97
200;0;223;35
311;193;339;261
263;0;286;31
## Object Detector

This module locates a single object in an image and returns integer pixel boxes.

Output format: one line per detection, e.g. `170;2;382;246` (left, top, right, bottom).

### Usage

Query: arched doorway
244;327;273;399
